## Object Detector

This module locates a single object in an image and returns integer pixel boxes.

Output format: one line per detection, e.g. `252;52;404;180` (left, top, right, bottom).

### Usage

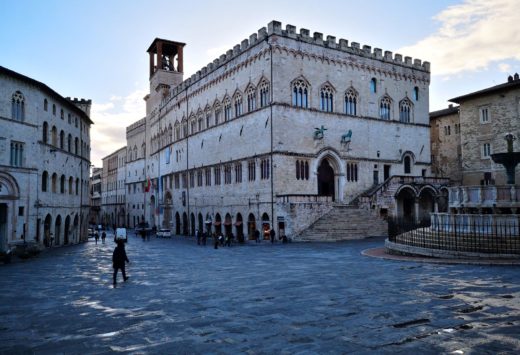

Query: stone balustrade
448;185;520;209
430;212;519;235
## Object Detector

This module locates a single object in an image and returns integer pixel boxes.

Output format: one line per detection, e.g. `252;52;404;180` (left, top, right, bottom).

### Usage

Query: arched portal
418;187;436;224
0;204;7;252
54;215;62;246
163;191;172;228
64;215;70;245
214;213;222;235
0;172;20;251
182;212;188;235
73;214;78;244
317;159;335;201
44;214;52;247
224;213;232;237
190;213;195;236
261;213;270;240
175;212;181;235
235;213;244;243
248;213;256;240
396;187;416;223
205;213;212;234
198;213;203;233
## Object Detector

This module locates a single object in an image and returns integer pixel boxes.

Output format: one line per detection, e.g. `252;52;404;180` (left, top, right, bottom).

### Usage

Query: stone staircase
295;204;388;242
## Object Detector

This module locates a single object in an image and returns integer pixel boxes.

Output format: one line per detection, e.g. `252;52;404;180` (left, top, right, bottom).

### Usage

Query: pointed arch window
60;175;66;193
174;122;181;140
404;155;412;174
11;91;25;121
198;113;203;131
190;116;197;135
205;109;211;128
42;171;48;192
399;98;412;123
52;173;57;193
182;119;188;137
76;178;79;195
345;89;358;116
68;134;72;152
320;85;334;112
247;86;257;112
370;78;377;93
68;177;73;195
60;130;65;149
413;86;419;101
214;102;221;125
52;104;56;115
234;93;243;117
44;99;48;111
380;96;392;120
60;109;64;120
224;97;232;121
292;79;309;108
259;79;270;107
42;122;49;143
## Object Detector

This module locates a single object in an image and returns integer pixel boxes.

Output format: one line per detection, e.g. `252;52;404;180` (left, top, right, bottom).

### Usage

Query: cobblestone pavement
0;234;519;354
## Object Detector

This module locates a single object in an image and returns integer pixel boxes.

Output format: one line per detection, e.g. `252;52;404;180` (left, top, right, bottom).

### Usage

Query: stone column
149;51;155;77
177;46;183;72
414;197;420;223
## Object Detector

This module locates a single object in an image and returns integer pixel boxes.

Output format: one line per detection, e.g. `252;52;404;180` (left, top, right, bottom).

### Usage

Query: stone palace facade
106;21;439;240
0;66;92;252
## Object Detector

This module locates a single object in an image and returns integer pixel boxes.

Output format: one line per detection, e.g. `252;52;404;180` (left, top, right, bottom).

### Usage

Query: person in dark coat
213;232;219;249
112;240;129;287
94;232;99;244
254;229;260;243
270;228;276;244
101;231;106;244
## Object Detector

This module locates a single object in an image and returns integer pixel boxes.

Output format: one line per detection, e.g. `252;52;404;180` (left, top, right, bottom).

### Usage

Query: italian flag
145;177;151;192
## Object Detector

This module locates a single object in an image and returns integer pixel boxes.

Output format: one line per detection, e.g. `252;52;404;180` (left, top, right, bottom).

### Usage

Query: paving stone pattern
0;234;519;354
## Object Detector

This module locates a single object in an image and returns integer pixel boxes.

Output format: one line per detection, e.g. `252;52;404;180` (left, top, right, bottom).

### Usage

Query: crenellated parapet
165;20;429;102
126;117;146;133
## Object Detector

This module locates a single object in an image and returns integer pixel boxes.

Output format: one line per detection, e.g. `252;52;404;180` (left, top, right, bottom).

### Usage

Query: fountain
491;133;520;185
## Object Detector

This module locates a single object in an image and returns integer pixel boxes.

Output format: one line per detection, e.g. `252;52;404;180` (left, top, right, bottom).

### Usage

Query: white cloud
90;87;147;167
398;0;520;76
498;63;511;73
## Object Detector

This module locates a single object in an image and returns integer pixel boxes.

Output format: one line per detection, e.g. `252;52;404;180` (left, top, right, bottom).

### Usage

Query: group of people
94;231;106;244
194;228;288;248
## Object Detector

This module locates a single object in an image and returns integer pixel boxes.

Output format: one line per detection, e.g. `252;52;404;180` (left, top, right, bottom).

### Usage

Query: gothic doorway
224;213;232;237
182;212;188;235
235;213;244;243
247;213;256;240
64;215;70;245
55;215;62;246
163;192;172;228
396;187;416;223
317;159;335;201
175;212;180;235
198;213;203;233
44;214;52;247
190;213;195;236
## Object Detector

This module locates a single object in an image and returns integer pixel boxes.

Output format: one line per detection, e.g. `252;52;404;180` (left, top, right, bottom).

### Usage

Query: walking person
202;231;207;246
101;231;106;244
213;232;219;249
270;228;276;244
196;229;201;245
94;232;99;244
112;239;129;288
255;229;260;243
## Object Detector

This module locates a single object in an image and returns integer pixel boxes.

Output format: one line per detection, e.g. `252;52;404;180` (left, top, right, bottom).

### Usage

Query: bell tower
145;38;186;113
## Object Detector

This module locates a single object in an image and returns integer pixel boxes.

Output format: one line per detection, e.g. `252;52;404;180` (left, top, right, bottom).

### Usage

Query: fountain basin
491;152;520;185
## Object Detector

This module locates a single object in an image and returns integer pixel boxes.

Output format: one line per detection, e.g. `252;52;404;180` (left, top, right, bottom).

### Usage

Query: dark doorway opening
317;159;335;201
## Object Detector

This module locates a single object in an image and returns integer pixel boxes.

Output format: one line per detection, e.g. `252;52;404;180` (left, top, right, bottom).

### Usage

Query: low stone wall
276;198;333;238
385;239;520;260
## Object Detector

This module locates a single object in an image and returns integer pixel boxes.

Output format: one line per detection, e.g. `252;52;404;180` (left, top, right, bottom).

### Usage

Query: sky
1;0;519;167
